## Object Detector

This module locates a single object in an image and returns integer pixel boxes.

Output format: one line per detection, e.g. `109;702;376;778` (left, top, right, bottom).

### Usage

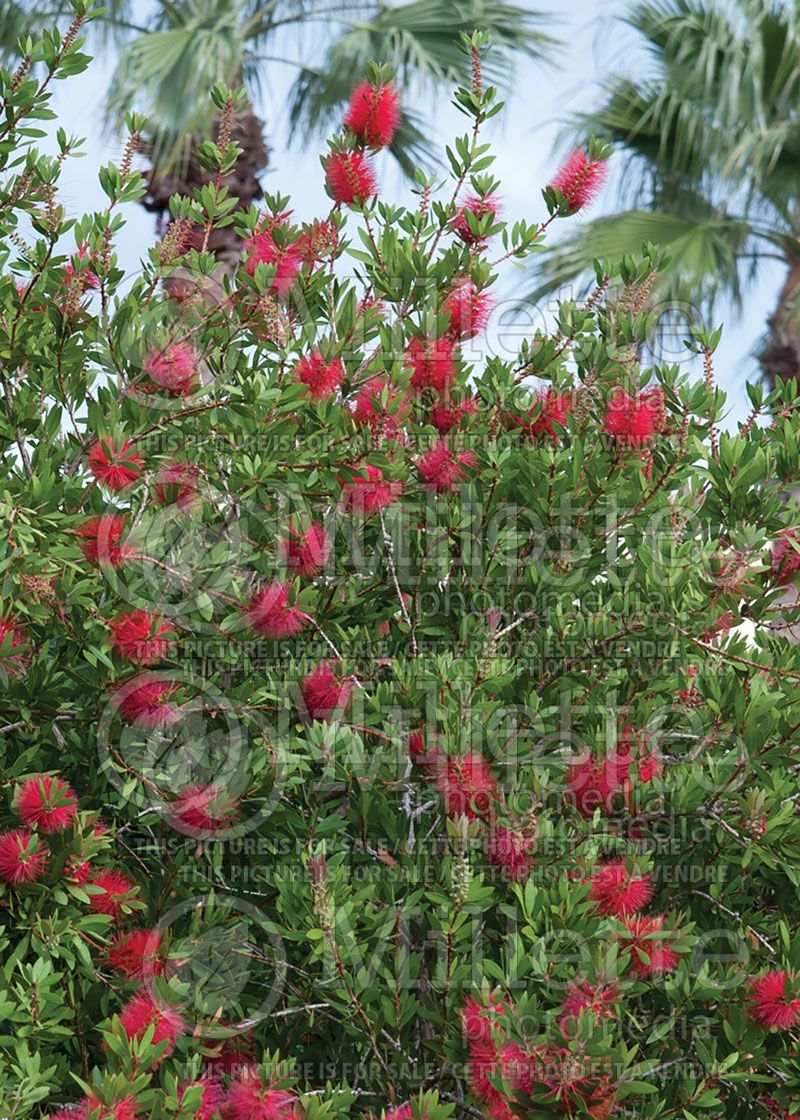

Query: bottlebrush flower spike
301;660;354;721
84;1093;142;1120
0;617;30;677
344;80;401;148
226;1069;295;1120
201;1031;256;1075
340;464;403;516
108;610;176;666
417;443;477;492
384;1105;413;1120
324;149;377;206
508;390;573;439
16;774;77;833
75;514;138;567
280;522;331;577
487;825;535;883
442;279;492;340
243;218;303;297
0;828;50;884
118;990;185;1061
154;461;200;508
116;677;181;728
88;437;143;492
429;396;477;435
297;218;339;264
549;148;608;213
603;386;666;447
108;928;165;979
408;728;441;775
436;752;498;818
748;970;800;1030
558;979;619;1037
772;530;800;585
142;341;198;397
462;993;509;1046
588;860;653;917
87;868;137;918
406;336;457;394
566;731;661;818
294;350;345;400
452;193;501;243
352;376;407;436
167;784;240;836
622;914;679;977
179;1077;225;1120
246;581;309;638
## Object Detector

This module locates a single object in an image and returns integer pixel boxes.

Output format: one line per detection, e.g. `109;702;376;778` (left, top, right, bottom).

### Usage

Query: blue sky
43;0;782;428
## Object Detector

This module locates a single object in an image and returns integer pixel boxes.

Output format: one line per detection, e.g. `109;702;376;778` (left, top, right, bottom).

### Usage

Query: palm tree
525;0;800;388
1;0;557;264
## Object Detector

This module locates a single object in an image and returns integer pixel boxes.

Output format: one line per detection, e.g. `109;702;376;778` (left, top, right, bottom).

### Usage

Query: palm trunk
758;252;800;389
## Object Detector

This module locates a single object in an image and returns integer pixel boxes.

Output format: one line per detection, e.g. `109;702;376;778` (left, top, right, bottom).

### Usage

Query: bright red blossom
295;351;345;400
301;660;354;721
246;581;308;638
325;149;377;205
508;390;573;439
452;194;501;243
107;928;165;979
442;279;492;339
341;465;403;516
487;825;535;883
622;914;679;977
748;971;800;1030
436;752;498;818
75;514;137;567
462;993;508;1046
243;219;303;297
558;980;619;1037
118;990;185;1060
179;1077;225;1120
344;81;401;148
772;530;800;585
588;860;653;917
406;336;457;394
87;437;143;491
384;1105;413;1120
281;522;331;577
87;869;136;918
154;461;200;508
603;387;666;447
108;610;176;666
226;1069;295;1120
83;1092;142;1120
549;149;608;213
0;617;30;677
417;443;477;492
116;677;181;727
168;785;240;836
16;774;77;833
429;396;477;435
143;341;198;396
0;828;49;884
352;376;407;436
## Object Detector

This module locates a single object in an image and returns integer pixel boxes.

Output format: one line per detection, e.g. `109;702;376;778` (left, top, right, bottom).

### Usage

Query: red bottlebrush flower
246;581;308;639
603;386;665;447
0;617;30;677
549;149;608;213
297;219;339;264
88;437;143;492
16;774;77;833
462;993;508;1046
558;980;619;1037
517;390;573;439
341;464;403;516
452;193;501;243
467;1041;507;1114
179;1077;225;1120
75;514;137;567
325;149;377;206
201;1031;256;1075
352;376;407;436
301;660;354;721
154;460;200;508
384;1105;413;1120
344;81;401;148
406;335;457;394
108;610;176;666
702;610;736;641
772;530;800;585
243;219;303;297
65;854;93;885
84;1093;142;1120
408;728;441;775
226;1070;295;1120
417;443;477;492
108;928;165;979
436;752;498;819
167;785;240;837
0;828;49;884
588;860;653;917
143;341;198;397
567;731;661;818
295;350;345;400
622;914;679;977
280;521;331;577
442;279;492;340
119;990;185;1061
116;677;181;728
87;869;136;918
487;825;535;883
429;396;477;435
748;970;800;1030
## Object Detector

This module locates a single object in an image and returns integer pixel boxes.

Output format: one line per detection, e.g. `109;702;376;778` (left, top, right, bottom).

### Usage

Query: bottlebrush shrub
4;12;800;1120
